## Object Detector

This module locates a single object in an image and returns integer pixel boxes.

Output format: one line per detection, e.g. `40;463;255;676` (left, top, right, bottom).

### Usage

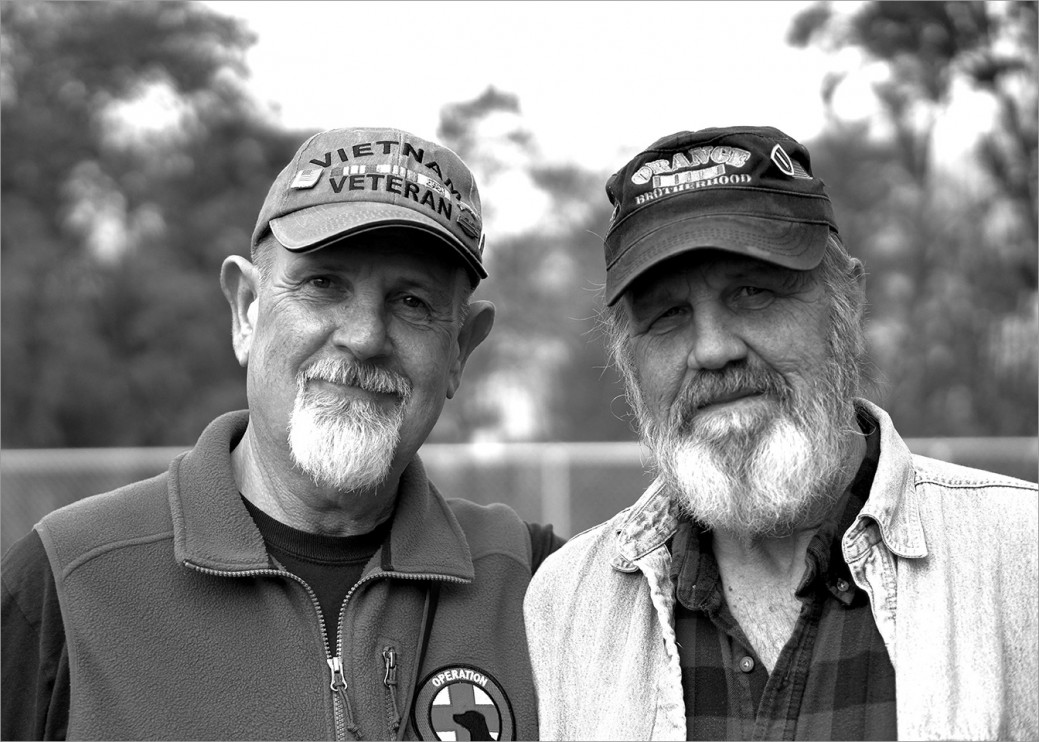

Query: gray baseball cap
252;127;487;284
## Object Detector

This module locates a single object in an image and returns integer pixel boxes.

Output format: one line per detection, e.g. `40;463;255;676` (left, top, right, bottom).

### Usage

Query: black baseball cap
602;126;838;305
252;127;487;285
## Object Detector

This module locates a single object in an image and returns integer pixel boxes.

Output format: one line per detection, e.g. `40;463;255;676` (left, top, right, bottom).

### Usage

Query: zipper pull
382;646;402;734
327;656;360;736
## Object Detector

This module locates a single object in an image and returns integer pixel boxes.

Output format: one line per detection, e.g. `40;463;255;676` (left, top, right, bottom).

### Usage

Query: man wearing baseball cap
523;126;1037;740
2;128;562;740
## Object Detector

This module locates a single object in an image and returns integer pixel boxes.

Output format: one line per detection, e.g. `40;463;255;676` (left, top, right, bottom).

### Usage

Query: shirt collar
610;479;682;572
802;416;879;603
850;399;928;559
669;519;722;612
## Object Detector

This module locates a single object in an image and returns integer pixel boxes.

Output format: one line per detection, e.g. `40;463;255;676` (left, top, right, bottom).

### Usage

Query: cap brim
269;202;487;281
604;213;828;305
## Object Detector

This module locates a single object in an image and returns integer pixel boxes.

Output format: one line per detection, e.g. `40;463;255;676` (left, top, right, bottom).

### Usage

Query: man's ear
446;300;495;399
849;258;867;324
850;258;866;290
220;255;260;367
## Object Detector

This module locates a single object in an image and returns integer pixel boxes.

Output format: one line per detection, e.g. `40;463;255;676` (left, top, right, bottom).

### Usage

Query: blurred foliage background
1;0;1036;449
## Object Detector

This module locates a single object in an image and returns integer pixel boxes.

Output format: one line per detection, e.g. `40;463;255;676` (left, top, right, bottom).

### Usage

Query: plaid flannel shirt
672;420;897;740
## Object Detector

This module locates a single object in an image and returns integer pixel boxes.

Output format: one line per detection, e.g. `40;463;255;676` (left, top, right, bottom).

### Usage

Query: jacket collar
852;399;927;558
168;410;474;581
371;456;475;582
608;398;928;570
609;478;681;573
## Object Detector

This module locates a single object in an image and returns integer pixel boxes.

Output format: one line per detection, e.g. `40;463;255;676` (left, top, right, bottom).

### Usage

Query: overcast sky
204;1;842;165
195;0;994;243
199;1;863;235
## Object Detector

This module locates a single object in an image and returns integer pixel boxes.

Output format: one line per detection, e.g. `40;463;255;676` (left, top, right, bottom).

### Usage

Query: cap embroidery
254;128;487;281
600;126;835;305
325;164;455;200
289;168;323;190
457;203;481;239
628;146;755;207
633;170;754;207
631;146;751;185
770;144;812;180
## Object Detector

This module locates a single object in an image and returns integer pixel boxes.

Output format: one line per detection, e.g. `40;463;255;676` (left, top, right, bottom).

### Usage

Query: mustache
299;358;413;399
669;362;789;431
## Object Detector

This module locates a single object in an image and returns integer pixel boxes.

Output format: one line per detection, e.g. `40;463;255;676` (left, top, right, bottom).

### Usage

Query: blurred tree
1;1;312;446
430;89;633;442
789;0;1038;435
4;1;1033;450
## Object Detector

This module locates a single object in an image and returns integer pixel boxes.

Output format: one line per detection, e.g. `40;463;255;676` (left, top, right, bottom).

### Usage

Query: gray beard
640;356;858;540
287;358;411;493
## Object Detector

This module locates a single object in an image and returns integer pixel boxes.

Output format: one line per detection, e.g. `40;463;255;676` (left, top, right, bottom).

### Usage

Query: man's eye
647;305;687;330
732;285;775;308
308;276;334;289
399;295;430;311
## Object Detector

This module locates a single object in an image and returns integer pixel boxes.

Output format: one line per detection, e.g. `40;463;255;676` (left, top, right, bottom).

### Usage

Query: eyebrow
628;284;682;319
629;262;812;307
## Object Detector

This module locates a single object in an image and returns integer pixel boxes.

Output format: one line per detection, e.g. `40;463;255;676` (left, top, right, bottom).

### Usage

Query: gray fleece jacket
35;410;540;740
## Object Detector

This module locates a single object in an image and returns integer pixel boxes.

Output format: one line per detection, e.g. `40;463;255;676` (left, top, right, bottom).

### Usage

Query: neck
712;429;867;580
231;422;400;536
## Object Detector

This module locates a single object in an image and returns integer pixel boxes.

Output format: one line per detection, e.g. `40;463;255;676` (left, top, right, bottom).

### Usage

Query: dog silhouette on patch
453;710;492;741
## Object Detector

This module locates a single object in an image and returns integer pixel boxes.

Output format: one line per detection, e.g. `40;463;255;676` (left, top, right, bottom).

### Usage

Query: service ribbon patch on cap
289;167;323;189
770;144;812;179
413;665;515;741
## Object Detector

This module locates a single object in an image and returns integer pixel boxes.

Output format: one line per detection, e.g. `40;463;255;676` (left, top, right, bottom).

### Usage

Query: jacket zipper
327;655;360;738
185;563;355;739
335;571;461;740
383;646;402;735
187;563;464;740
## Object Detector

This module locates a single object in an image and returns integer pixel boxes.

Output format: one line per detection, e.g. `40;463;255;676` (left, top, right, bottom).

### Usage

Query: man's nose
687;307;748;372
330;296;390;362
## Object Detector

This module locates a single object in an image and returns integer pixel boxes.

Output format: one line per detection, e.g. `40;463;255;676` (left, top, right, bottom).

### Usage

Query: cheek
404;352;453;400
249;312;320;389
394;325;459;386
633;340;688;411
747;315;832;381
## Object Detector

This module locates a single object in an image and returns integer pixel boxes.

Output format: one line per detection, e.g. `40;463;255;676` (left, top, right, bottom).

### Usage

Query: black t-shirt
241;496;390;651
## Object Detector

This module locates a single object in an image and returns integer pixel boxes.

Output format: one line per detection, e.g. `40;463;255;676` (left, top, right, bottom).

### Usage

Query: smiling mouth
696;390;768;411
311;379;400;402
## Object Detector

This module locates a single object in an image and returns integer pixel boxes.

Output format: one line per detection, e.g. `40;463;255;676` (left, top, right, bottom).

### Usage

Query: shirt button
739;656;755;673
836;578;851;592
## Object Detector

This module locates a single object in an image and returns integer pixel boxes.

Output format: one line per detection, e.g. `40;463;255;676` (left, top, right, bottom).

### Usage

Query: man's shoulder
908;454;1037;554
443;496;524;528
41;470;171;524
524;509;651;644
912;453;1037;493
36;471;174;570
528;511;627;591
546;519;617;564
914;451;1034;519
442;497;531;562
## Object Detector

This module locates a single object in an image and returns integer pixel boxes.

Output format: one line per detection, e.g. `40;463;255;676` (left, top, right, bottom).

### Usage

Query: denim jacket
524;401;1038;740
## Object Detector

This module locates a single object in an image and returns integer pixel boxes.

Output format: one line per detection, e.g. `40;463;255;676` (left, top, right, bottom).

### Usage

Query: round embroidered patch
413;664;515;741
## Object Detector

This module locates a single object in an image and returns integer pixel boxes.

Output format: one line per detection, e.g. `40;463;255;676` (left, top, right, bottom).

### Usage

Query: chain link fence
3;438;1036;554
